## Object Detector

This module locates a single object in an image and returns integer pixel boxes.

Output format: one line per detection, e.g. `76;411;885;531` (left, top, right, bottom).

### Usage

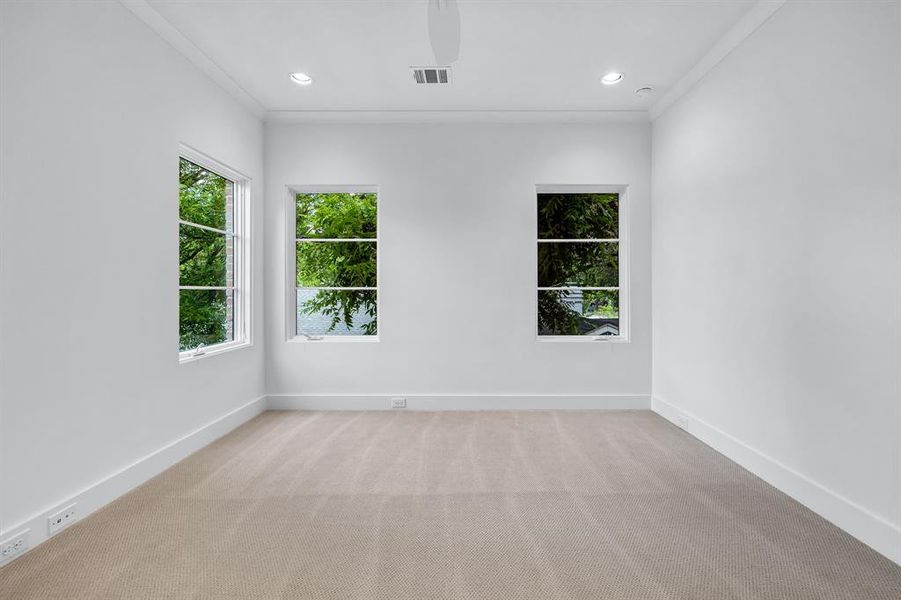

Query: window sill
289;335;379;343
179;340;251;363
536;336;630;344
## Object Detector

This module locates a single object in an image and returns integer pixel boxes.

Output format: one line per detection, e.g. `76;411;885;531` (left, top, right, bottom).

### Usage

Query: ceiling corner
118;0;267;119
649;0;788;121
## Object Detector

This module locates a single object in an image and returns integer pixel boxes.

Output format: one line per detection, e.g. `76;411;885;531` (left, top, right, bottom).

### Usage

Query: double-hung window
537;187;626;340
178;148;250;359
292;190;378;339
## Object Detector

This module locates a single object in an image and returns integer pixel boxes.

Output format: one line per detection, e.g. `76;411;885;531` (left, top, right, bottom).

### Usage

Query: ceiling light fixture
289;72;313;86
600;72;624;85
635;87;653;97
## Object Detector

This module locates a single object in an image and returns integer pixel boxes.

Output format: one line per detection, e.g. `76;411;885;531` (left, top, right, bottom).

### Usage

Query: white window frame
286;185;380;343
535;184;629;343
178;144;252;362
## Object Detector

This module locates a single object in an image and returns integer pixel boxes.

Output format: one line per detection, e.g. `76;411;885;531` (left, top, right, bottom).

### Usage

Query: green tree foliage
537;243;618;288
537;193;620;335
583;291;619;319
179;158;231;350
296;193;377;334
296;192;376;238
179;159;227;229
538;290;619;335
537;193;618;239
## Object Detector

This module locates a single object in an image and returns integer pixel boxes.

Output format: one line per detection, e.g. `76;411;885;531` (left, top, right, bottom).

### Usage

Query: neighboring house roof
586;321;619;336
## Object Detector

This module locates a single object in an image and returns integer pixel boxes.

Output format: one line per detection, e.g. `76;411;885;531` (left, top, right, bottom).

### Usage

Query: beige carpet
1;410;899;599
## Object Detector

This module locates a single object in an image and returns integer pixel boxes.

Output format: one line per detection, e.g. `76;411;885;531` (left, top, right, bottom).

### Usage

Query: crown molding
265;109;650;124
118;0;266;118
119;0;782;125
649;0;788;120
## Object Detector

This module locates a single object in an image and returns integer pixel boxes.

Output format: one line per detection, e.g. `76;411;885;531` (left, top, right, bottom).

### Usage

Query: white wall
652;0;901;562
0;1;265;536
265;123;651;403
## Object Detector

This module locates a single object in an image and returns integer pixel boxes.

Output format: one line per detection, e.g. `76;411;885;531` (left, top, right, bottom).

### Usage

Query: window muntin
295;192;378;338
537;192;622;338
178;154;247;357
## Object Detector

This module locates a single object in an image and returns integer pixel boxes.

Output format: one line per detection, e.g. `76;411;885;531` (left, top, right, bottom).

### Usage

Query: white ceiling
144;0;757;116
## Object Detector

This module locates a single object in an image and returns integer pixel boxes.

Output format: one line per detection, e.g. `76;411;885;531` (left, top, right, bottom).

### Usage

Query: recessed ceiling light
290;72;313;86
635;87;653;97
600;72;624;85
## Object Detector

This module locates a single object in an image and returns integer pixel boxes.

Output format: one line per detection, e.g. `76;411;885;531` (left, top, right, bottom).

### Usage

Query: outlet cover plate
0;529;30;564
47;503;78;536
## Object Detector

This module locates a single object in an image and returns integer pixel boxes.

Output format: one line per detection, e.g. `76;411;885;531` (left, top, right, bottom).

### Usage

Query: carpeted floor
1;410;899;599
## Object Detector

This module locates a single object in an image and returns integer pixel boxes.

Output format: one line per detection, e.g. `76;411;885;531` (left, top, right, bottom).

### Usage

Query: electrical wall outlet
391;397;407;409
0;529;29;564
675;414;688;429
47;503;77;536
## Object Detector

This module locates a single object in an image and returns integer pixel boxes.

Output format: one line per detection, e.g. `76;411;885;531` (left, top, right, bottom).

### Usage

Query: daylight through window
537;192;622;337
179;156;246;355
295;192;378;337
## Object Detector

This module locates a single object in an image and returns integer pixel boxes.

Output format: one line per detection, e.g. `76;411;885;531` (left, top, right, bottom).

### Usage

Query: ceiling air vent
411;66;451;84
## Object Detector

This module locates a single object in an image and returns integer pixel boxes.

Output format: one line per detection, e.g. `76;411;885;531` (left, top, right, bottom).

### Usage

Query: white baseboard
652;395;901;566
267;393;650;411
0;395;266;566
14;392;894;571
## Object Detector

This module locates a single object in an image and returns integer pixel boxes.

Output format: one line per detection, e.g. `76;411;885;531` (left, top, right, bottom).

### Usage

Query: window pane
297;289;377;336
538;290;619;336
296;241;377;288
179;224;229;287
537;242;618;287
179;289;234;351
537;193;618;239
179;158;233;231
296;192;377;239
